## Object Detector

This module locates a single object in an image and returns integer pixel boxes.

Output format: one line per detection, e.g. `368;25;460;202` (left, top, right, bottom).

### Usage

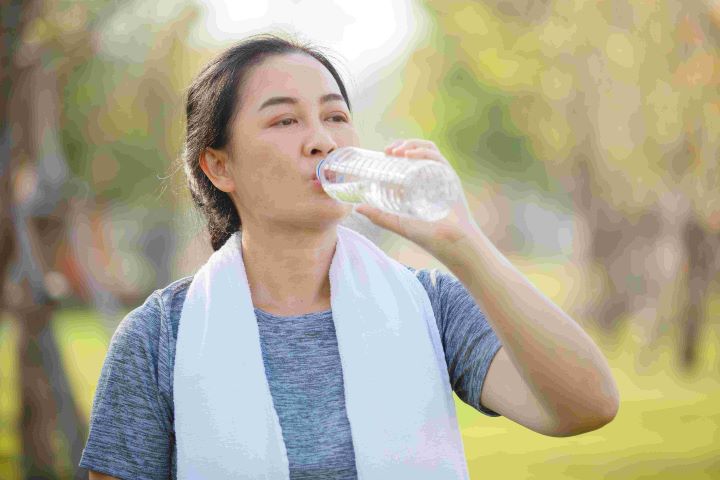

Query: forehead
240;53;343;108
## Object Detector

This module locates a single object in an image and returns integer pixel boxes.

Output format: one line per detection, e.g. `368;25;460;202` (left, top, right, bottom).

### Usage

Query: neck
240;223;337;314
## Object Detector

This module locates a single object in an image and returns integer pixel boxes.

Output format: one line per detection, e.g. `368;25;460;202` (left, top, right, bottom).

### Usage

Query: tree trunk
17;303;60;480
679;219;719;371
2;1;89;477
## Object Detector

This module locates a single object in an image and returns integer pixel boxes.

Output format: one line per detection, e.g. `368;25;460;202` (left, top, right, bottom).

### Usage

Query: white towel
174;225;470;479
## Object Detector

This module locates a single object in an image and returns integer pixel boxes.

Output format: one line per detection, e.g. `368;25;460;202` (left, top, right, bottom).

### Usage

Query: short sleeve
409;266;503;417
79;291;173;479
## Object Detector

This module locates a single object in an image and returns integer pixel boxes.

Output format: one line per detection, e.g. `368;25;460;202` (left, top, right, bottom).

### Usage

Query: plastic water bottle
316;146;461;221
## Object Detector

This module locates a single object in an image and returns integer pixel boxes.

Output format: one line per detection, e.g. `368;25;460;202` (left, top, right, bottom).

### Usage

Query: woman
80;34;619;479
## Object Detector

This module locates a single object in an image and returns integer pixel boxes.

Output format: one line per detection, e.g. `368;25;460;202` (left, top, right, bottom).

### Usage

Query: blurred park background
1;0;719;478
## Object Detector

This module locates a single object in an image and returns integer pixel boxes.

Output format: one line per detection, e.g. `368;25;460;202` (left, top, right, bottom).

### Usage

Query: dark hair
181;33;352;251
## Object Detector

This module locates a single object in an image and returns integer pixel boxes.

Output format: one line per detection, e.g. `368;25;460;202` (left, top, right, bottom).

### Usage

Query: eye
327;114;349;123
273;117;297;127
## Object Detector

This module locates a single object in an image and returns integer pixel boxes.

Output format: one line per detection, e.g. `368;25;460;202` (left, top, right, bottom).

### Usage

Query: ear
200;147;236;193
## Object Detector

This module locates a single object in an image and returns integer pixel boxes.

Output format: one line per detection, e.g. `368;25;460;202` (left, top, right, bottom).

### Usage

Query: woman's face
225;52;359;230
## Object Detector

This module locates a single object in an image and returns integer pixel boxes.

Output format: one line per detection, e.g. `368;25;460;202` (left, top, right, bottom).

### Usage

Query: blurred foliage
394;0;720;226
22;0;203;208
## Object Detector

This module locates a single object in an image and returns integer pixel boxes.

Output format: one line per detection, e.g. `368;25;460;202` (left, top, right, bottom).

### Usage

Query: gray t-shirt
79;265;502;479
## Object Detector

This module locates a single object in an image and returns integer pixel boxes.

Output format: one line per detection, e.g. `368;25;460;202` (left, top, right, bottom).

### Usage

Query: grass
0;258;718;479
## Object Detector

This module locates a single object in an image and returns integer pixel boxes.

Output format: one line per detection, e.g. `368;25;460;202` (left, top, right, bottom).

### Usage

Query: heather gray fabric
79;265;503;480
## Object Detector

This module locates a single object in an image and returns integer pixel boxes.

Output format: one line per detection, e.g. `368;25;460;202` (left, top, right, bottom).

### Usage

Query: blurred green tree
392;0;720;371
1;1;204;478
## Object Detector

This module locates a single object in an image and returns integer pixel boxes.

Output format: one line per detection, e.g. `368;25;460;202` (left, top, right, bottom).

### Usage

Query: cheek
238;144;295;184
240;159;300;207
343;126;360;145
268;161;295;182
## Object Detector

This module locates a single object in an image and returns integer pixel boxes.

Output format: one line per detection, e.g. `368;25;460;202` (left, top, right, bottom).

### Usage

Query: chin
293;202;351;228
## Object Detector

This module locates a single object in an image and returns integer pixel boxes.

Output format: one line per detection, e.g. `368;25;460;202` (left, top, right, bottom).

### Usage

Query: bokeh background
1;0;719;478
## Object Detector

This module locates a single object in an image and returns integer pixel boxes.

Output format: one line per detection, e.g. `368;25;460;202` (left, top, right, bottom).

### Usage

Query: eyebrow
258;93;346;111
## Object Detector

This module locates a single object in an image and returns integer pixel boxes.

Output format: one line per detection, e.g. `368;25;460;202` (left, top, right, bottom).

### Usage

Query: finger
385;138;412;155
408;139;439;150
403;147;448;163
388;140;412;156
395;139;438;152
385;139;404;153
389;139;438;156
403;147;441;160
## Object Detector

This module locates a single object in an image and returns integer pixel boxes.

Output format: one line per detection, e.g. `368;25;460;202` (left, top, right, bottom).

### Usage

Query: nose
303;121;337;158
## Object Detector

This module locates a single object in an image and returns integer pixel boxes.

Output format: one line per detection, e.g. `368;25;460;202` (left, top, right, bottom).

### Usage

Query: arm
441;227;619;436
356;138;620;437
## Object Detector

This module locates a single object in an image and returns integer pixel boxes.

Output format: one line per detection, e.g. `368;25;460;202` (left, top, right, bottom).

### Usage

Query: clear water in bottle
316;147;461;221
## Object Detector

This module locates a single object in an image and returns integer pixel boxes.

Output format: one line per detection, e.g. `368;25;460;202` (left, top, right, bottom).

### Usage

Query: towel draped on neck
174;226;470;478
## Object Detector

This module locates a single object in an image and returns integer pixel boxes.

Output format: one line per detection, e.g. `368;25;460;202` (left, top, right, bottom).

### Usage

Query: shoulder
114;276;192;340
400;264;455;321
106;276;193;379
154;275;193;341
102;276;194;415
402;264;457;297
